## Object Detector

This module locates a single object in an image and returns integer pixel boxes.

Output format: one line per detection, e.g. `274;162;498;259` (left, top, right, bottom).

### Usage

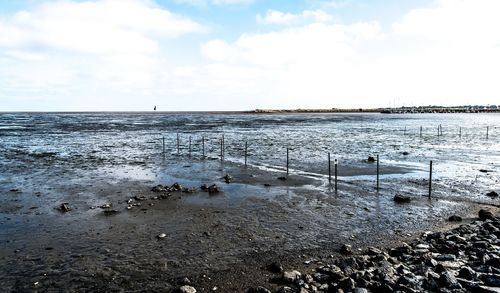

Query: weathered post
222;134;225;159
428;160;433;199
328;152;331;183
220;139;223;161
202;136;205;158
177;133;180;155
404;126;407;136
420;126;422;138
334;159;338;193
459;127;462;138
487;126;489;139
376;154;380;191
244;141;248;167
286;147;289;176
162;136;165;154
189;136;192;157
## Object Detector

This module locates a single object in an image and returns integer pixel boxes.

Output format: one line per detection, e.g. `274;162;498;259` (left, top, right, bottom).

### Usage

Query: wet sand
0;155;499;292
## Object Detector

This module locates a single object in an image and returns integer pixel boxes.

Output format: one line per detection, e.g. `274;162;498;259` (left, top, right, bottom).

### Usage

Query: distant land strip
251;105;500;114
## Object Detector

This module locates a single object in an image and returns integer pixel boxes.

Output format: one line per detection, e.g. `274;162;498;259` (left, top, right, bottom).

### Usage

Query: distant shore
251;105;500;114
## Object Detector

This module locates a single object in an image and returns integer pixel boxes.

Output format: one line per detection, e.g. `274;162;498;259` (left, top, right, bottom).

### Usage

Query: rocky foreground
178;209;500;293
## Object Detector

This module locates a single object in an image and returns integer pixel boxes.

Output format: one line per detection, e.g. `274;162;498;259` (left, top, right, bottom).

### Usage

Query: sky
0;0;499;111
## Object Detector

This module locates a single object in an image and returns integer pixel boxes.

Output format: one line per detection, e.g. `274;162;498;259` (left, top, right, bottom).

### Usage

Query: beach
0;112;498;292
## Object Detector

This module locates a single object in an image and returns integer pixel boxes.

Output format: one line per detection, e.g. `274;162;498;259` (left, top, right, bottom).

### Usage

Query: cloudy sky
0;0;499;111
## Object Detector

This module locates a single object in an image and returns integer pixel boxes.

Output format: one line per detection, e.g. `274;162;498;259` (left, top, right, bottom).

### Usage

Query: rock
367;156;376;162
57;203;71;212
179;277;191;285
267;261;283;273
338;277;356;291
480;274;500;287
439;271;459;288
367;247;382;255
448;215;462;222
134;195;147;201
178;285;196;293
435;254;456;261
151;185;165;192
103;209;119;216
479;169;491;173
100;203;111;209
402;151;410;156
245;287;271;293
479;209;495;221
275;286;294;293
457;266;476;280
156;233;166;240
171;183;183;191
340;244;352;255
223;174;233;183
282;270;301;283
277;176;287;181
353;288;368;293
200;184;209;191
394;194;411;203
486;191;498;198
208;184;220;194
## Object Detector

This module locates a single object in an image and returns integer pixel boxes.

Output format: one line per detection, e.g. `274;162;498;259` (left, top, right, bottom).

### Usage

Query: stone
245;287;271;293
178;285;196;293
103;209;119;216
448;215;463;222
486;191;498;198
479;209;495;221
134;195;147;201
156;233;166;240
267;262;283;273
282;270;301;283
338;277;356;291
394;194;411;203
353;288;368;293
435;254;456;261
340;244;352;255
208;184;220;194
277;176;287;181
457;266;476;280
367;156;376;162
367;247;382;255
57;203;71;212
171;183;183;191
480;274;500;287
439;271;458;288
200;184;209;191
275;287;294;293
402;151;410;156
151;185;165;192
223;174;233;183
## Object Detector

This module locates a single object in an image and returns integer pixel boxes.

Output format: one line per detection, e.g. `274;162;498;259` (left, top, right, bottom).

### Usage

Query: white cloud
0;0;206;54
256;9;334;25
172;0;253;7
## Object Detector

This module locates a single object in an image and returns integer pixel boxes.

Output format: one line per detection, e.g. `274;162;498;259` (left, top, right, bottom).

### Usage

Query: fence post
189;136;192;157
162;136;165;154
376;154;380;191
177;133;180;155
334;159;338;193
487;126;489;139
245;141;248;167
286;147;289;176
420;126;422;138
328;152;331;183
202;136;205;158
428;160;433;199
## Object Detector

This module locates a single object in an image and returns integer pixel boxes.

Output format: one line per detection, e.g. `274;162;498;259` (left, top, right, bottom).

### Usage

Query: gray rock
103;209;119;216
439;271;458;288
480;274;500;287
223;174;233;183
267;261;283;273
275;287;294;293
486;191;498;198
151;185;166;192
57;203;71;212
178;285;196;293
282;270;301;283
448;215;463;222
245;287;271;293
457;266;476;280
208;184;220;194
353;288;368;293
340;244;352;254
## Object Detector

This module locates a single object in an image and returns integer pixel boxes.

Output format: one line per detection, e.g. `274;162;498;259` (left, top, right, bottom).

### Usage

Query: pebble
178;285;196;293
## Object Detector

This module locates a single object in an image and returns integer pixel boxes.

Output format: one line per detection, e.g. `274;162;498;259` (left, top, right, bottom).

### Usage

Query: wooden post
244;141;248;167
487;126;489;139
328;152;331;183
189;136;192;157
376;154;379;191
220;139;223;161
459;127;462;138
202;136;205;158
162;136;165;154
222;134;225;159
419;126;422;138
286;147;289;176
334;159;338;193
428;160;433;199
177;133;180;155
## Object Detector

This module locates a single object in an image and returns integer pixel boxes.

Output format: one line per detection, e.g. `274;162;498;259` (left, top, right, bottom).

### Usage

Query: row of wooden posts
161;134;435;199
404;125;491;139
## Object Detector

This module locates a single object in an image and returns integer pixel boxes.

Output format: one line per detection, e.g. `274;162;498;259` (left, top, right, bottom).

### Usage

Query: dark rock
134;195;147;201
223;174;233;183
486;191;498;198
486;257;500;269
208;184;220;194
245;287;271;293
340;244;352;255
338;277;356;291
367;247;382;255
422;277;439;291
435;254;456;261
171;182;183;191
457;266;476;280
179;277;191;285
479;169;491;173
275;287;294;293
448;215;463;222
480;274;500;287
267;262;283;273
277;176;287;181
402;151;410;156
57;203;71;213
151;185;165;192
103;209;119;216
200;184;209;191
479;209;495;221
394;194;411;203
367;156;376;162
